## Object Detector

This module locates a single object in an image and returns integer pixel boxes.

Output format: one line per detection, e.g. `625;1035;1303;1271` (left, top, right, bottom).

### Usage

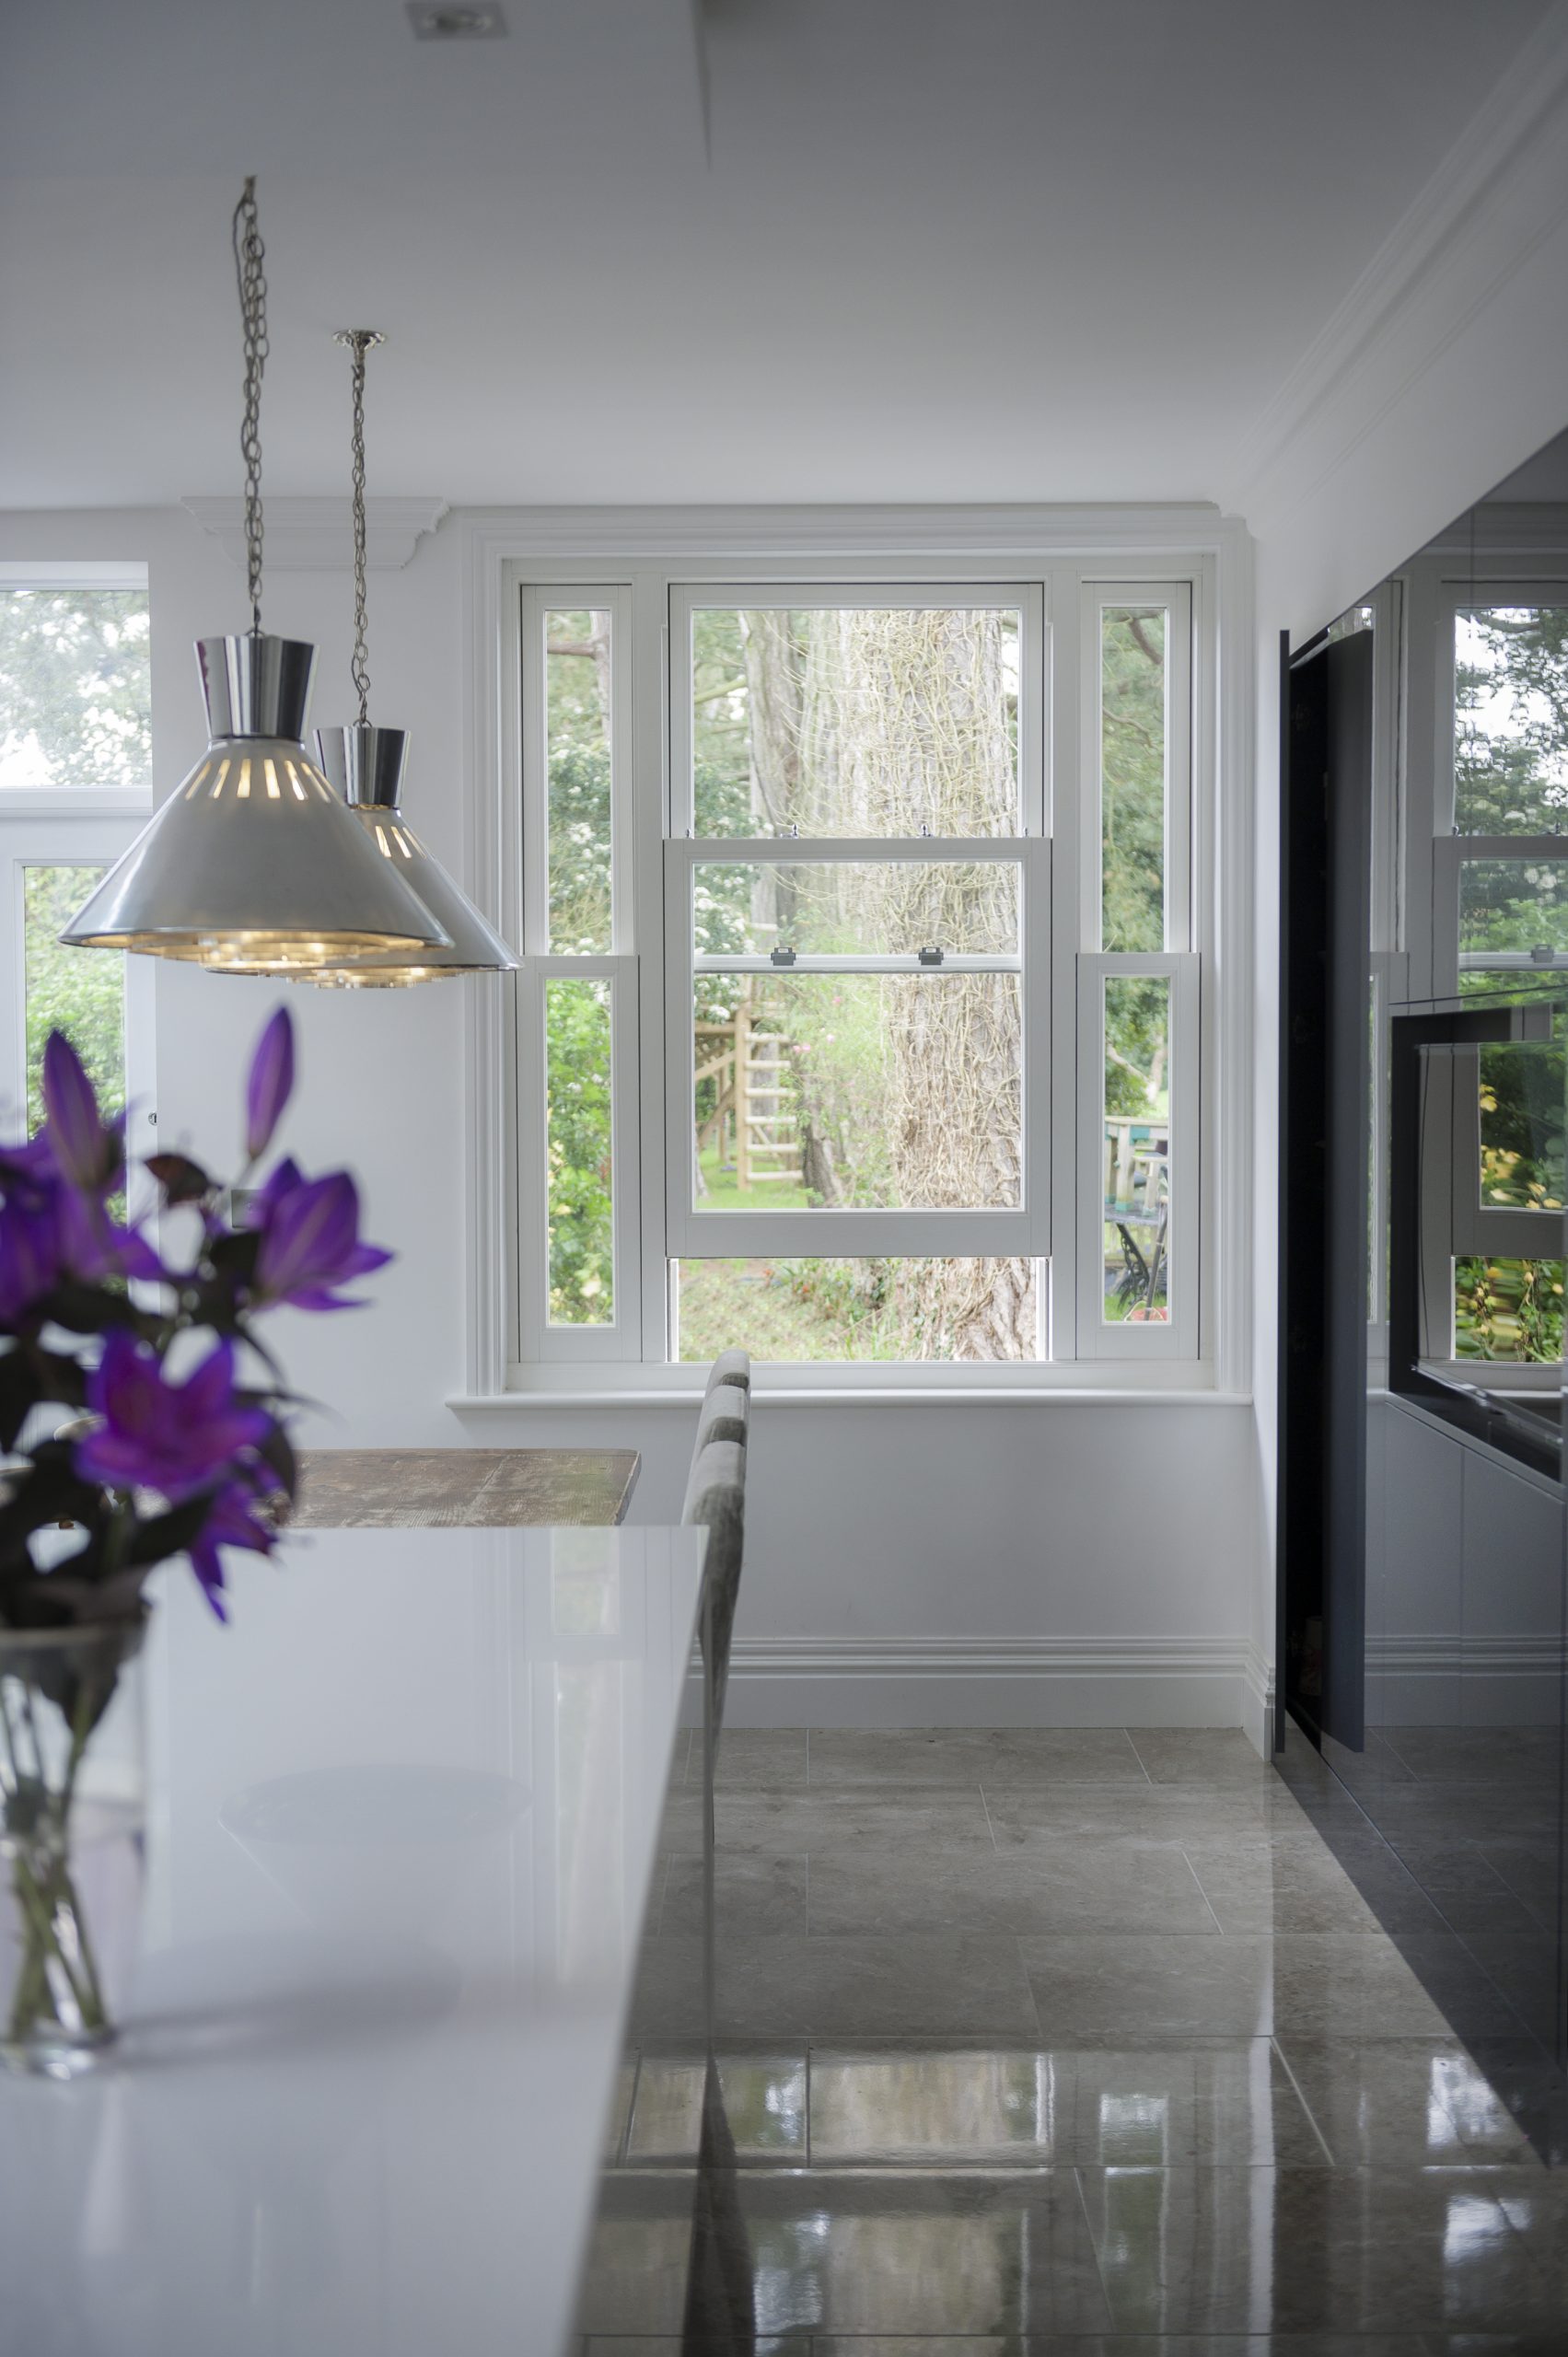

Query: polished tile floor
575;1726;1568;2353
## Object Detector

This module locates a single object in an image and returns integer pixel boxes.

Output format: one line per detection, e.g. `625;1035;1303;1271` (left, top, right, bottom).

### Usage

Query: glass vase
0;1620;145;2078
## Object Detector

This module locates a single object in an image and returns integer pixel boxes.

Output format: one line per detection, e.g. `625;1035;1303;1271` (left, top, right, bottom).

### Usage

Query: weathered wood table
290;1446;640;1529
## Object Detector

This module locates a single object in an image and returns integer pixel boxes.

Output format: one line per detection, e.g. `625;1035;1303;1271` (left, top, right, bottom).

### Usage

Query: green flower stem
0;1677;110;2046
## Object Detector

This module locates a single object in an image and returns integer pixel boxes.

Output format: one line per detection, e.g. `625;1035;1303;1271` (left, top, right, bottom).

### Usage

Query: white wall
1;501;1267;1737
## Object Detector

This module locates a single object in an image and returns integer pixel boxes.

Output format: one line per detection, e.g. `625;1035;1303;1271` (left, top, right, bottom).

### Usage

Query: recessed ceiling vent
406;2;506;38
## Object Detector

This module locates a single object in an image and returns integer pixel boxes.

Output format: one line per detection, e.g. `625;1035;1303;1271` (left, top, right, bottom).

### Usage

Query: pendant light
300;331;518;989
61;182;450;972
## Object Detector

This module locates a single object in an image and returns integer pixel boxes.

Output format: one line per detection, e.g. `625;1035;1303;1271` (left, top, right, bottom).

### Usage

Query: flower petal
245;1008;295;1163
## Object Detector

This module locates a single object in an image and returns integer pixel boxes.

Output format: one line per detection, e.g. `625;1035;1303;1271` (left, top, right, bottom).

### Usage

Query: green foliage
1455;606;1568;833
1454;1256;1565;1363
1101;607;1166;955
546;978;613;1324
22;868;124;1134
0;589;151;792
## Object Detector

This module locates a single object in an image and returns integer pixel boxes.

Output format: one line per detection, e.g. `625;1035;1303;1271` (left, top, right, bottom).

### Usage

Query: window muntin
0;588;151;796
686;598;1025;839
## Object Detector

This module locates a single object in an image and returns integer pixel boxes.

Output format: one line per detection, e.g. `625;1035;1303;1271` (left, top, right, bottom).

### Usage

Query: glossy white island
0;1524;706;2357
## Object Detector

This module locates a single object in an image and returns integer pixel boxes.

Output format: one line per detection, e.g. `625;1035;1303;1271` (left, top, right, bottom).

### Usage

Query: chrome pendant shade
302;725;519;987
61;638;452;968
61;180;450;974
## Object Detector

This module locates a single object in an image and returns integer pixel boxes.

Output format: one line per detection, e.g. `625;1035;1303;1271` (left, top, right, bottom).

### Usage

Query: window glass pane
675;1258;1040;1362
545;606;612;952
691;973;1021;1212
24;866;123;1133
546;976;613;1323
1454;606;1568;836
1477;1043;1565;1215
1101;974;1171;1324
691;606;1021;838
694;861;1020;959
1458;854;1568;985
0;589;151;794
1100;605;1168;952
1454;1258;1564;1363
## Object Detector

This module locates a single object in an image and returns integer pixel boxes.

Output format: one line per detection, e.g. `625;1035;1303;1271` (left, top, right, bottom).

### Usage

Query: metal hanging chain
335;329;384;725
231;179;268;634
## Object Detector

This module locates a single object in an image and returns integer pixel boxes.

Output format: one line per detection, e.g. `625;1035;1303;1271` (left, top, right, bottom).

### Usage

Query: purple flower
0;1196;61;1322
245;1008;295;1163
76;1335;272;1503
41;1031;122;1194
246;1158;392;1311
187;1479;280;1622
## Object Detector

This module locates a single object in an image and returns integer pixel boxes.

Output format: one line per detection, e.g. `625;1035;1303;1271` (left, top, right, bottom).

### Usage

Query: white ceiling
0;0;1554;511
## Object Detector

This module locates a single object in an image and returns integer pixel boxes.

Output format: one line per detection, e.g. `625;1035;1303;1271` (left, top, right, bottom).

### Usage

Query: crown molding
1228;1;1568;534
182;495;448;572
456;500;1243;562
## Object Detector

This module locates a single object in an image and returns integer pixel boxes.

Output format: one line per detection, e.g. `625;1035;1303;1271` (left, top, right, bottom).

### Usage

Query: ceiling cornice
182;495;448;572
455;501;1243;560
1226;0;1568;535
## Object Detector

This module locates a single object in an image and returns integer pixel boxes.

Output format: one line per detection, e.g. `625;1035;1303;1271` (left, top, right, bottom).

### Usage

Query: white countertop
0;1524;706;2357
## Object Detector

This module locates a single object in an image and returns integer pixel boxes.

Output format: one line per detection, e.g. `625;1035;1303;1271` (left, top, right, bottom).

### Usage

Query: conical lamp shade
295;726;519;989
60;637;452;970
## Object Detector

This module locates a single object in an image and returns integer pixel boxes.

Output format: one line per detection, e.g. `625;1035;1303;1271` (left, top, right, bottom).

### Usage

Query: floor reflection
575;1723;1567;2347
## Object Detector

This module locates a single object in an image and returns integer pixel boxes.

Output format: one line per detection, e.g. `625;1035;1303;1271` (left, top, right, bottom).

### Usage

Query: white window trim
459;509;1252;1399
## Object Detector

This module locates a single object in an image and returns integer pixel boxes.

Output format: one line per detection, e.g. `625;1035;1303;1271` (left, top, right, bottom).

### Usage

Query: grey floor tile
664;1787;995;1856
633;1933;1042;2045
989;1782;1342;1849
1184;1837;1447;1937
1378;1840;1545;1937
1272;2037;1540;2165
807;1835;1219;1937
1386;1934;1535;2041
624;2052;807;2162
1074;2166;1562;2336
1126;1727;1280;1784
808;2041;1327;2166
687;1727;809;1788
1020;1932;1454;2044
661;1852;809;1937
807;1726;1147;1787
1462;2038;1568;2169
1022;1932;1279;2042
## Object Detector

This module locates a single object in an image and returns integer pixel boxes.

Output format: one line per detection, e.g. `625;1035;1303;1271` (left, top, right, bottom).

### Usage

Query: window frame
472;528;1235;1396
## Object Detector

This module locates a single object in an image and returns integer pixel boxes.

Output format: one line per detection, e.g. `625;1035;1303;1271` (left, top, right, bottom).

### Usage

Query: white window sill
450;1380;1252;1411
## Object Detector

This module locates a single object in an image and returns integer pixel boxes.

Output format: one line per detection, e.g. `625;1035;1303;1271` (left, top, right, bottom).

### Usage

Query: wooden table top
289;1447;641;1529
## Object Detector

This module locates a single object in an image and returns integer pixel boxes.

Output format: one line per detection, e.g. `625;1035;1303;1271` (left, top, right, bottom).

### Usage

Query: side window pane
1458;853;1568;993
691;606;1021;839
1455;605;1568;835
1102;974;1170;1325
692;972;1022;1213
675;1259;1040;1363
545;607;612;952
0;589;151;794
25;865;123;1132
1101;604;1167;951
546;976;614;1325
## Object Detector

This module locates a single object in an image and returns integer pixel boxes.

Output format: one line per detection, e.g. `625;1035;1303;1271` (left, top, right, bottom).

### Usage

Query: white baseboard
685;1633;1267;1731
